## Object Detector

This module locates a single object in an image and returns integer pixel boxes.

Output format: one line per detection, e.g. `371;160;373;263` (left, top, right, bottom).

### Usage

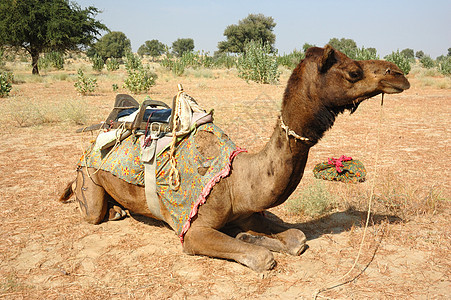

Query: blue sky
76;0;451;58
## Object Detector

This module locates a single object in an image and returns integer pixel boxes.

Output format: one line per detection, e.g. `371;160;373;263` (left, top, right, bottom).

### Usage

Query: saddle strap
142;137;164;220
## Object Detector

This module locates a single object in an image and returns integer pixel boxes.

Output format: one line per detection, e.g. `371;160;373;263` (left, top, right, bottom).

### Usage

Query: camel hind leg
74;167;110;224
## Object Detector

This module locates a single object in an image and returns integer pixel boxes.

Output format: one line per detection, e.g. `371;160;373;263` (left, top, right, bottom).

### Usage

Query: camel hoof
241;248;276;272
283;229;307;256
108;206;127;221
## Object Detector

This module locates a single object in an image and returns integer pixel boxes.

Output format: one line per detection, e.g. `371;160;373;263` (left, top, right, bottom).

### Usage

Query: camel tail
59;180;75;202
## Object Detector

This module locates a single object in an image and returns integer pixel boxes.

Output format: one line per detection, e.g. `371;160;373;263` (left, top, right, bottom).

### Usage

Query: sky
76;0;451;58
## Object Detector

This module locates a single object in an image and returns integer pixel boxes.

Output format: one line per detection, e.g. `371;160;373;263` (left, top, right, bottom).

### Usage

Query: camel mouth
380;80;410;94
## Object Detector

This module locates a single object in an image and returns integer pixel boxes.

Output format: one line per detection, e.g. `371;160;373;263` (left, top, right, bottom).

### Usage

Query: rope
280;118;310;141
168;90;184;190
313;94;386;299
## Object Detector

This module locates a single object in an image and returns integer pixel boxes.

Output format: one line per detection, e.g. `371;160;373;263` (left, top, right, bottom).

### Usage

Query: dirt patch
0;69;449;299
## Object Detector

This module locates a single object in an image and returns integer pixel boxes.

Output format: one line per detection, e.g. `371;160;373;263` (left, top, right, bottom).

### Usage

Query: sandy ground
0;68;450;299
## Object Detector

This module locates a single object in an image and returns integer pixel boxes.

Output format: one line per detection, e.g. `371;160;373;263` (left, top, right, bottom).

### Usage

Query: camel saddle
76;94;173;134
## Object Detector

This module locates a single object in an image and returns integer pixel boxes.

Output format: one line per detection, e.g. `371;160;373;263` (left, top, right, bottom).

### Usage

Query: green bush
0;71;13;97
384;50;411;75
123;66;157;94
277;49;304;69
420;56;435;69
74;69;97;95
91;54;104;72
125;52;142;71
213;53;237;69
38;51;65;70
287;181;337;217
160;57;186;76
238;40;280;84
0;48;5;68
437;56;451;75
106;57;120;71
353;47;379;60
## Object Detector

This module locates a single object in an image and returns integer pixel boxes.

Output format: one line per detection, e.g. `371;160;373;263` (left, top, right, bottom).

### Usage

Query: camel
60;45;410;272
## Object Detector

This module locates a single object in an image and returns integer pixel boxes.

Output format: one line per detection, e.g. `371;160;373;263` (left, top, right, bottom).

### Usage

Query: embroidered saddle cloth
79;123;245;240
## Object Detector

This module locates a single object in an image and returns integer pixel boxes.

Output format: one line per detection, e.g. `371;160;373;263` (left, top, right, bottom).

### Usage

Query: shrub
160;57;185;76
91;54;104;72
437;56;451;75
353;47;379;60
74;69;97;95
213;53;237;69
123;66;157;94
106;57;120;71
0;48;5;68
384;50;411;75
287;181;337;217
277;49;304;69
0;71;13;97
420;56;435;69
125;52;142;71
39;51;65;70
237;40;280;84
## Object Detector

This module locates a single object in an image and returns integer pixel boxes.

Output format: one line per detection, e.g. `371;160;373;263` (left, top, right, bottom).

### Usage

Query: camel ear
319;45;337;73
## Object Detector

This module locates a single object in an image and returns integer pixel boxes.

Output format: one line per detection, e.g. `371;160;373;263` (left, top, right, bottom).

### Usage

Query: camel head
283;45;410;142
307;44;409;112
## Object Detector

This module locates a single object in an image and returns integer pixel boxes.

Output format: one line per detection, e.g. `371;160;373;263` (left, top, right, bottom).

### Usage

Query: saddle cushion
78;123;245;241
117;108;172;123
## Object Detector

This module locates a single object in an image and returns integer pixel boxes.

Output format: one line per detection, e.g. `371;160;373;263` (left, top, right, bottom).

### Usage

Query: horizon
76;0;451;58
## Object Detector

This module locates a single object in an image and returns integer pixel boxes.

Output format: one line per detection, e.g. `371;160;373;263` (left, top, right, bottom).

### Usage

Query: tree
448;48;451;57
90;31;131;62
415;50;425;59
137;39;166;58
401;48;415;60
0;0;107;75
218;14;276;53
172;38;194;57
328;38;358;57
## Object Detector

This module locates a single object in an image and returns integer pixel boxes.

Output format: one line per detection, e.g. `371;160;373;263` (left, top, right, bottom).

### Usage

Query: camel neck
231;118;312;212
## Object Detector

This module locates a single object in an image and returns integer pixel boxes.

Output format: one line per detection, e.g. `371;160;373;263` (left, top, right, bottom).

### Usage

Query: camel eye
347;70;362;82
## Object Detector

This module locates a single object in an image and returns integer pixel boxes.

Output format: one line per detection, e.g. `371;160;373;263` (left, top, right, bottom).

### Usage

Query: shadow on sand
128;207;402;243
265;209;402;241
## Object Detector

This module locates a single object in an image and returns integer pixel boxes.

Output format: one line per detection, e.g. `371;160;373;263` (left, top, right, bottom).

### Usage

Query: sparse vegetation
106;57;120;71
385;50;411;74
287;181;337;217
38;51;65;70
123;66;157;94
0;71;13;97
74;68;97;95
91;54;104;72
237;40;280;84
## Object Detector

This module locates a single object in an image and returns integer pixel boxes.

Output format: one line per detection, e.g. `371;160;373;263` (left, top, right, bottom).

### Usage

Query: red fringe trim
179;147;247;243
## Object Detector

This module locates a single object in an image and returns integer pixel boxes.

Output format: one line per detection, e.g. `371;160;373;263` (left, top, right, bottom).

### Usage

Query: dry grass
0;57;450;299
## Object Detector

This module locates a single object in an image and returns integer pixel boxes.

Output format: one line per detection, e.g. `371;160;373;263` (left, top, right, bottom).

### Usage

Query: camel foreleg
183;225;276;272
235;213;307;256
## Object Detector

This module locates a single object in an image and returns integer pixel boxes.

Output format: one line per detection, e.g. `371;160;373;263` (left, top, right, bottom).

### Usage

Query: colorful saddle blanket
79;123;245;240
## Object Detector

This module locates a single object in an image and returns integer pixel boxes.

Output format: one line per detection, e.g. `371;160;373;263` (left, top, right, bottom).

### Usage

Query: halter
279;118;310;142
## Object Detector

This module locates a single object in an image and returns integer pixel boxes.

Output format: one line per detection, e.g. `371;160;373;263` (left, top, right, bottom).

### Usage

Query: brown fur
61;45;409;272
